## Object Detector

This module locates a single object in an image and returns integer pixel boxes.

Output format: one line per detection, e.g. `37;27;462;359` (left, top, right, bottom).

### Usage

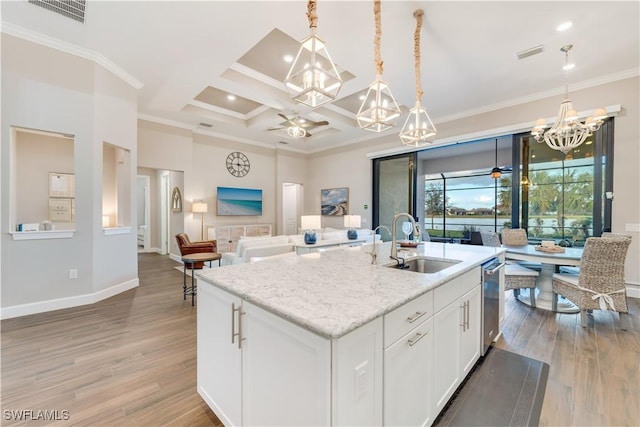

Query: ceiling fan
267;113;329;138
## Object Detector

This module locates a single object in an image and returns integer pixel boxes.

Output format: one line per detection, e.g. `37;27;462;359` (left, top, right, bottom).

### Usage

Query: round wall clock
226;151;250;177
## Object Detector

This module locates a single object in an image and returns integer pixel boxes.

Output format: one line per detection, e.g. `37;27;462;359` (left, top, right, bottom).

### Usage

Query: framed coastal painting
321;187;348;216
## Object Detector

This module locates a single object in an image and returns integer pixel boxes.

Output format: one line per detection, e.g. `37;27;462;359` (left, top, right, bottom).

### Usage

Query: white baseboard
626;282;640;299
0;278;139;320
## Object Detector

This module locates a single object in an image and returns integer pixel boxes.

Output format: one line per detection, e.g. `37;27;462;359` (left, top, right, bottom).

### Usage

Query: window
425;170;511;239
517;119;612;246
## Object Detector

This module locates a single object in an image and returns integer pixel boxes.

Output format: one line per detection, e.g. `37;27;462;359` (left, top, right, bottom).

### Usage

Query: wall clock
226;151;250;177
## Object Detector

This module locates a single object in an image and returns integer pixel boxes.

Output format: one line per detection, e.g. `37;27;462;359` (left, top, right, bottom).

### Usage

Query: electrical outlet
625;223;640;232
69;269;78;279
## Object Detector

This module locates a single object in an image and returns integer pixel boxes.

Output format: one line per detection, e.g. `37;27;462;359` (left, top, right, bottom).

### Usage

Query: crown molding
436;68;638;125
1;21;143;89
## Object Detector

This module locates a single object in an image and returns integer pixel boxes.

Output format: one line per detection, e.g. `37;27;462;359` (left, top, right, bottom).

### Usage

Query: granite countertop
197;242;505;339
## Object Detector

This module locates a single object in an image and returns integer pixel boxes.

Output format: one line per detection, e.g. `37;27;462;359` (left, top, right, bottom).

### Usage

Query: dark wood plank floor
2;253;639;426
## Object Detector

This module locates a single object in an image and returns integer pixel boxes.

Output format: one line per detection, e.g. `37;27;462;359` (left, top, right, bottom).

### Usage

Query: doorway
282;183;303;236
136;175;151;252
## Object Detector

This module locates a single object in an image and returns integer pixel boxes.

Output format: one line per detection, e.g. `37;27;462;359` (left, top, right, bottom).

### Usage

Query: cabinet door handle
408;330;428;347
232;302;245;348
231;303;239;345
460;303;467;332
465;300;470;330
407;311;426;324
237;305;246;349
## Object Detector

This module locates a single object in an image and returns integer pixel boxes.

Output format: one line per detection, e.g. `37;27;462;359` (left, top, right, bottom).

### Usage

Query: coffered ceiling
2;1;638;153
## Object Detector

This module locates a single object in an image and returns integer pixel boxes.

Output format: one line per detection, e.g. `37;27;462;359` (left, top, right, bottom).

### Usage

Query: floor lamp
192;202;208;241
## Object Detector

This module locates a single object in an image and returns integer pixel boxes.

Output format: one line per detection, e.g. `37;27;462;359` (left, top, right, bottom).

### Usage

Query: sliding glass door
373;153;417;240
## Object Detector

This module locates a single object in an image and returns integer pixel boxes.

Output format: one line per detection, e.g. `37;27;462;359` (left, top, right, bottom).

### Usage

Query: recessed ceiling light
226;94;236;101
563;63;575;71
557;21;573;32
283;54;294;63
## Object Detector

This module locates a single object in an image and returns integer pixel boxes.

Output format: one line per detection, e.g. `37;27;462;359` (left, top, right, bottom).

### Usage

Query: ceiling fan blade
278;113;296;126
304;130;312;137
267;127;286;131
310;120;329;127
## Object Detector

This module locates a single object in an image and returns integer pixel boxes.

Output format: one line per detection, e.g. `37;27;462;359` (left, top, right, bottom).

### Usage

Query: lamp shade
301;215;321;230
343;215;361;228
192;202;208;213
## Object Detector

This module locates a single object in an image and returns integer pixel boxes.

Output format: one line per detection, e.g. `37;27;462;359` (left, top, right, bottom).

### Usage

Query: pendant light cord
374;0;383;75
307;0;317;29
413;9;424;102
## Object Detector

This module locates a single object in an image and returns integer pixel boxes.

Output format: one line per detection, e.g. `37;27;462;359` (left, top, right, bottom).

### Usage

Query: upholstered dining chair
175;233;217;269
500;228;542;271
481;231;539;307
500;228;529;246
552;235;632;329
559;231;625;275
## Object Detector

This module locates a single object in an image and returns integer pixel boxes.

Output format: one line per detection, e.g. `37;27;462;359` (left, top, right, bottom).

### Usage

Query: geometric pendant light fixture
399;9;437;147
531;45;607;155
284;0;343;108
356;0;402;132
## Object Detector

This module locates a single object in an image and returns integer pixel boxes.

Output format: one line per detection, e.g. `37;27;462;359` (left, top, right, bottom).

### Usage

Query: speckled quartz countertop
197;242;505;339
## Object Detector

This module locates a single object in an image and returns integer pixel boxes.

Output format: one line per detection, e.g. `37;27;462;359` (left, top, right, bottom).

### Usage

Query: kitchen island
196;242;505;426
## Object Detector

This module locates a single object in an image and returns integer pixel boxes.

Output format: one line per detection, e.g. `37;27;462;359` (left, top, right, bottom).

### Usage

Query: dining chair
500;228;529;246
559;232;628;275
552;235;632;329
481;231;539;307
500;228;542;271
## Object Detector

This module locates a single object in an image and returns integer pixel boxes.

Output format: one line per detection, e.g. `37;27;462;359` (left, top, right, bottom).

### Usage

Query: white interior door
282;183;302;235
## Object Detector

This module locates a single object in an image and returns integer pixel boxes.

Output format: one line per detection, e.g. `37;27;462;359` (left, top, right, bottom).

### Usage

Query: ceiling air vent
516;44;544;60
28;0;86;23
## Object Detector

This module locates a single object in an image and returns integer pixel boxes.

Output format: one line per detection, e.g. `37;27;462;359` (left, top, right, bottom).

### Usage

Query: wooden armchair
175;233;217;269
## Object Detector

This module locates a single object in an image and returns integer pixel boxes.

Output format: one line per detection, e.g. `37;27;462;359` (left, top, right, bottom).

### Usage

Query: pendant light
490;139;501;179
356;0;401;132
531;45;607;155
399;9;437;147
284;0;343;108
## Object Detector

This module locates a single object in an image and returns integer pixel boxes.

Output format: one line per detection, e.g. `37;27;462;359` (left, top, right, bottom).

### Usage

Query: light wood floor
2;253;639;426
495;290;640;426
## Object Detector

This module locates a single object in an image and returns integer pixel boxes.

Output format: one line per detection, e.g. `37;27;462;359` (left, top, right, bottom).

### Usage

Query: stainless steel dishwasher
481;258;505;356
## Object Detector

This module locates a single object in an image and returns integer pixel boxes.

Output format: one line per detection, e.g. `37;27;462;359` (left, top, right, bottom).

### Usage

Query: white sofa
220;229;381;266
221;235;295;266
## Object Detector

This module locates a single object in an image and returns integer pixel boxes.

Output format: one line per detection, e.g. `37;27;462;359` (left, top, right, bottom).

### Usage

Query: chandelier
284;0;343;108
356;0;401;132
399;9;437;147
531;45;607;155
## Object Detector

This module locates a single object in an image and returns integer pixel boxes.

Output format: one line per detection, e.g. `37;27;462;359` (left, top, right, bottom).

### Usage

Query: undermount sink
387;257;462;274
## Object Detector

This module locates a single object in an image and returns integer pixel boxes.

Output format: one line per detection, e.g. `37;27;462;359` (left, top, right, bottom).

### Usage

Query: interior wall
1;35;138;314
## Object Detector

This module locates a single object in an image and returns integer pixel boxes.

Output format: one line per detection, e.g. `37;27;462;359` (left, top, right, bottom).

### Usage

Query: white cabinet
432;268;482;414
207;224;272;253
197;283;242;426
384;316;434;427
198;284;331;426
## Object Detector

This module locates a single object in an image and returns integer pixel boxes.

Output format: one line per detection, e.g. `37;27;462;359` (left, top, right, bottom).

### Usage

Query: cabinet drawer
384;291;433;347
433;268;480;313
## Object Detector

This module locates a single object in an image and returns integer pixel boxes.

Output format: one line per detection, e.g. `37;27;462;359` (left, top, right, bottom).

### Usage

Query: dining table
503;244;584;313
